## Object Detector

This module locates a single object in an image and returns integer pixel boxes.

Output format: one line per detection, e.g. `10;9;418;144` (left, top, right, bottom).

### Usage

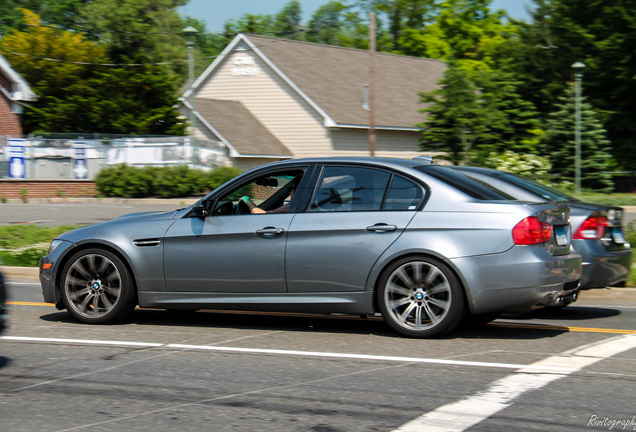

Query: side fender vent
133;238;161;247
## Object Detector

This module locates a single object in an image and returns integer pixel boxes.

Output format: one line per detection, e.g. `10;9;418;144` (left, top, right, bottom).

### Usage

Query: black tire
60;248;136;324
377;256;465;338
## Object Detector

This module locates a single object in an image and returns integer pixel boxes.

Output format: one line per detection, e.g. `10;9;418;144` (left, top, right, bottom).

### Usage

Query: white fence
0;136;225;180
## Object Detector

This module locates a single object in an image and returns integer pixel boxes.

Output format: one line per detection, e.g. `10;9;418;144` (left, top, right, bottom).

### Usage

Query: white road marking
393;334;636;432
0;335;575;372
2;336;162;348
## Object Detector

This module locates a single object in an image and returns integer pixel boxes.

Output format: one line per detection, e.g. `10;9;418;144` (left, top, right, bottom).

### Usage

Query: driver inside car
237;174;301;214
242;184;296;214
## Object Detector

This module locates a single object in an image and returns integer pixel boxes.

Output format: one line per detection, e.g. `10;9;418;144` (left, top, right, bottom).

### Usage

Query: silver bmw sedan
40;157;582;338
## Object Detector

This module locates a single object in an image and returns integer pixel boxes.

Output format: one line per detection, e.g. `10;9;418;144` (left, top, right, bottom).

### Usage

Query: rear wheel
377;256;465;338
61;249;136;324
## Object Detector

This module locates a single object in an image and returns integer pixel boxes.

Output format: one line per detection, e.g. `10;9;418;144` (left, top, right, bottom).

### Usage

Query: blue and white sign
8;139;26;179
72;142;88;179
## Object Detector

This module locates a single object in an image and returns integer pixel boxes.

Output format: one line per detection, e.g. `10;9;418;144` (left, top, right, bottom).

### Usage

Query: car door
285;165;424;292
162;168;306;293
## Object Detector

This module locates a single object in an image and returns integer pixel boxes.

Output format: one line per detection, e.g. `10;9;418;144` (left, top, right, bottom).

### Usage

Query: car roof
263;156;431;170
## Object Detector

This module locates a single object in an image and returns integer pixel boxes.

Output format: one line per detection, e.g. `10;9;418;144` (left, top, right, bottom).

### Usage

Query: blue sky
178;0;534;33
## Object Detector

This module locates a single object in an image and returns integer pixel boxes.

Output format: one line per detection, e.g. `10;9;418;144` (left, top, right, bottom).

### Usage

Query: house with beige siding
179;34;446;171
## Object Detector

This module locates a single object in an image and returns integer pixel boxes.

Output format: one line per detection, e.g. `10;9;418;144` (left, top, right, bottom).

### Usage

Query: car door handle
255;227;285;237
366;224;398;232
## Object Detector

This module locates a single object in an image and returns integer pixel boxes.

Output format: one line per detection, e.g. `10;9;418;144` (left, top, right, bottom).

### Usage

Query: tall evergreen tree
274;0;303;39
417;63;540;165
542;85;614;192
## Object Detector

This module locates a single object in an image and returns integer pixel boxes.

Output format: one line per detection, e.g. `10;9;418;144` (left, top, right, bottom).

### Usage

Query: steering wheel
235;197;254;214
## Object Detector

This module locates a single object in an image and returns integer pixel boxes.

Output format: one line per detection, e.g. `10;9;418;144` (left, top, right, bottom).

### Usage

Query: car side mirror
191;204;208;217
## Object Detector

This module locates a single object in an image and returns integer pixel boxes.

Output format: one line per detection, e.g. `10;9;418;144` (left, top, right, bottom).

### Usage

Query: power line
0;49;218;67
0;19;192;36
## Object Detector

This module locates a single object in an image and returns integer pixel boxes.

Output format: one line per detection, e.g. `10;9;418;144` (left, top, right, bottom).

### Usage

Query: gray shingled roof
195;98;292;157
245;34;446;129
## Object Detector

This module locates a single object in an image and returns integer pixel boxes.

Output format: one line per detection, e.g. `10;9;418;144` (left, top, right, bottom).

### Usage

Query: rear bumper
573;240;632;289
450;246;582;314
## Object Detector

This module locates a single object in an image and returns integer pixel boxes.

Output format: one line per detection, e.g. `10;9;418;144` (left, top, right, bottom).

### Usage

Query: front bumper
39;239;75;307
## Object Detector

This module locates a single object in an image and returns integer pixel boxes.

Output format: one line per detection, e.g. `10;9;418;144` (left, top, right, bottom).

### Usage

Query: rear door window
308;166;425;212
383;175;424;210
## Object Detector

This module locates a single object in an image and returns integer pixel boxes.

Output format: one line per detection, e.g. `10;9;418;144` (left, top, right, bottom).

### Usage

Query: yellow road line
7;301;636;335
488;322;636;335
8;301;53;307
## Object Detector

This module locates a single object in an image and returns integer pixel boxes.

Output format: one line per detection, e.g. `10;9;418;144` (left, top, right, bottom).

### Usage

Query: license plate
554;225;568;246
611;228;626;244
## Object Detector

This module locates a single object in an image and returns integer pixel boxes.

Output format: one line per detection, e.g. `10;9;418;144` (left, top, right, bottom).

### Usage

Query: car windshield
416;165;516;200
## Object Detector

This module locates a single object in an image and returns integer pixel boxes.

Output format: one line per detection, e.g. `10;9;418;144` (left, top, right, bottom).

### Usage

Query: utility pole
368;12;376;157
183;26;198;166
572;61;586;194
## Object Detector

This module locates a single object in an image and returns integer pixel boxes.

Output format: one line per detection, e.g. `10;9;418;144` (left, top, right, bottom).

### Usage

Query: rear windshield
416;165;516;200
495;171;578;202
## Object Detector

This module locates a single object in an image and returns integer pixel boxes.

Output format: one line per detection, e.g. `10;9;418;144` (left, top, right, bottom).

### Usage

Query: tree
357;0;436;51
417;63;539;165
417;64;503;165
79;0;189;83
541;85;614;192
0;0;86;36
397;0;521;68
513;0;636;170
1;10;185;135
274;0;304;39
306;1;347;45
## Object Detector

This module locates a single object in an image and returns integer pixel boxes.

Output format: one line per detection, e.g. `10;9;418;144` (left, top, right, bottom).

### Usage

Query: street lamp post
183;26;198;166
572;61;586;194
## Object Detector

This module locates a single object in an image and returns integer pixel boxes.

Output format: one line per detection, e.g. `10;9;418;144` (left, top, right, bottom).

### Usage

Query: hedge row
94;164;242;198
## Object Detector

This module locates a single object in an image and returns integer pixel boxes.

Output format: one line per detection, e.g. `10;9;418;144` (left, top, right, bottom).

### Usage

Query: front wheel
60;249;136;324
377;256;465;338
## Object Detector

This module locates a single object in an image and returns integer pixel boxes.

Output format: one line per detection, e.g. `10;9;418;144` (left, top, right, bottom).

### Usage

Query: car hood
57;209;183;243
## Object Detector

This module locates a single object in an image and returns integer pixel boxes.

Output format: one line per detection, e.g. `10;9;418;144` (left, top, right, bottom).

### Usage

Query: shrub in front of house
95;165;241;198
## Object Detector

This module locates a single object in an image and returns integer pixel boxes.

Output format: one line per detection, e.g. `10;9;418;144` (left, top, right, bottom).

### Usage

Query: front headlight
48;239;64;254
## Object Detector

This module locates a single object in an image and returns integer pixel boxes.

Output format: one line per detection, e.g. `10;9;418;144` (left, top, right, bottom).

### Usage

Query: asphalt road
0;199;193;227
2;277;636;432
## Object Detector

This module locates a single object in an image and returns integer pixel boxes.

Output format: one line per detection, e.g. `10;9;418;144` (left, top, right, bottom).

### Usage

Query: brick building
0;53;37;138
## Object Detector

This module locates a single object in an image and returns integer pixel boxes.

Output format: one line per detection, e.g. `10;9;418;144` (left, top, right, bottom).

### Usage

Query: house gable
180;34;446;167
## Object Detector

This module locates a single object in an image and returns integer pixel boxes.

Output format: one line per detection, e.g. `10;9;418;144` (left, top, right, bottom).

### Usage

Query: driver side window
212;169;304;215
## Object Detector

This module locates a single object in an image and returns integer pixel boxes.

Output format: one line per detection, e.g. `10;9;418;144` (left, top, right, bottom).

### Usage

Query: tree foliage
1;9;186;135
541;85;614;192
1;0;634;185
417;63;539;166
512;0;636;170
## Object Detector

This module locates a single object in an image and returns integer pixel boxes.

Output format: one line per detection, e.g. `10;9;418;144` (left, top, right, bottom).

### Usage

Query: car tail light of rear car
513;216;553;245
573;216;608;240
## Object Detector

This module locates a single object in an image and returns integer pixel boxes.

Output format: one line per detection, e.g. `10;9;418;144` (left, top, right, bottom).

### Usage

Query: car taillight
573;216;608;239
513;216;552;245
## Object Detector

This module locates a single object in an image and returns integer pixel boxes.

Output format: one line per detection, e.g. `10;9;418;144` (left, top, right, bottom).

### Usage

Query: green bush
95;164;154;198
153;165;203;198
206;166;242;191
94;165;243;198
